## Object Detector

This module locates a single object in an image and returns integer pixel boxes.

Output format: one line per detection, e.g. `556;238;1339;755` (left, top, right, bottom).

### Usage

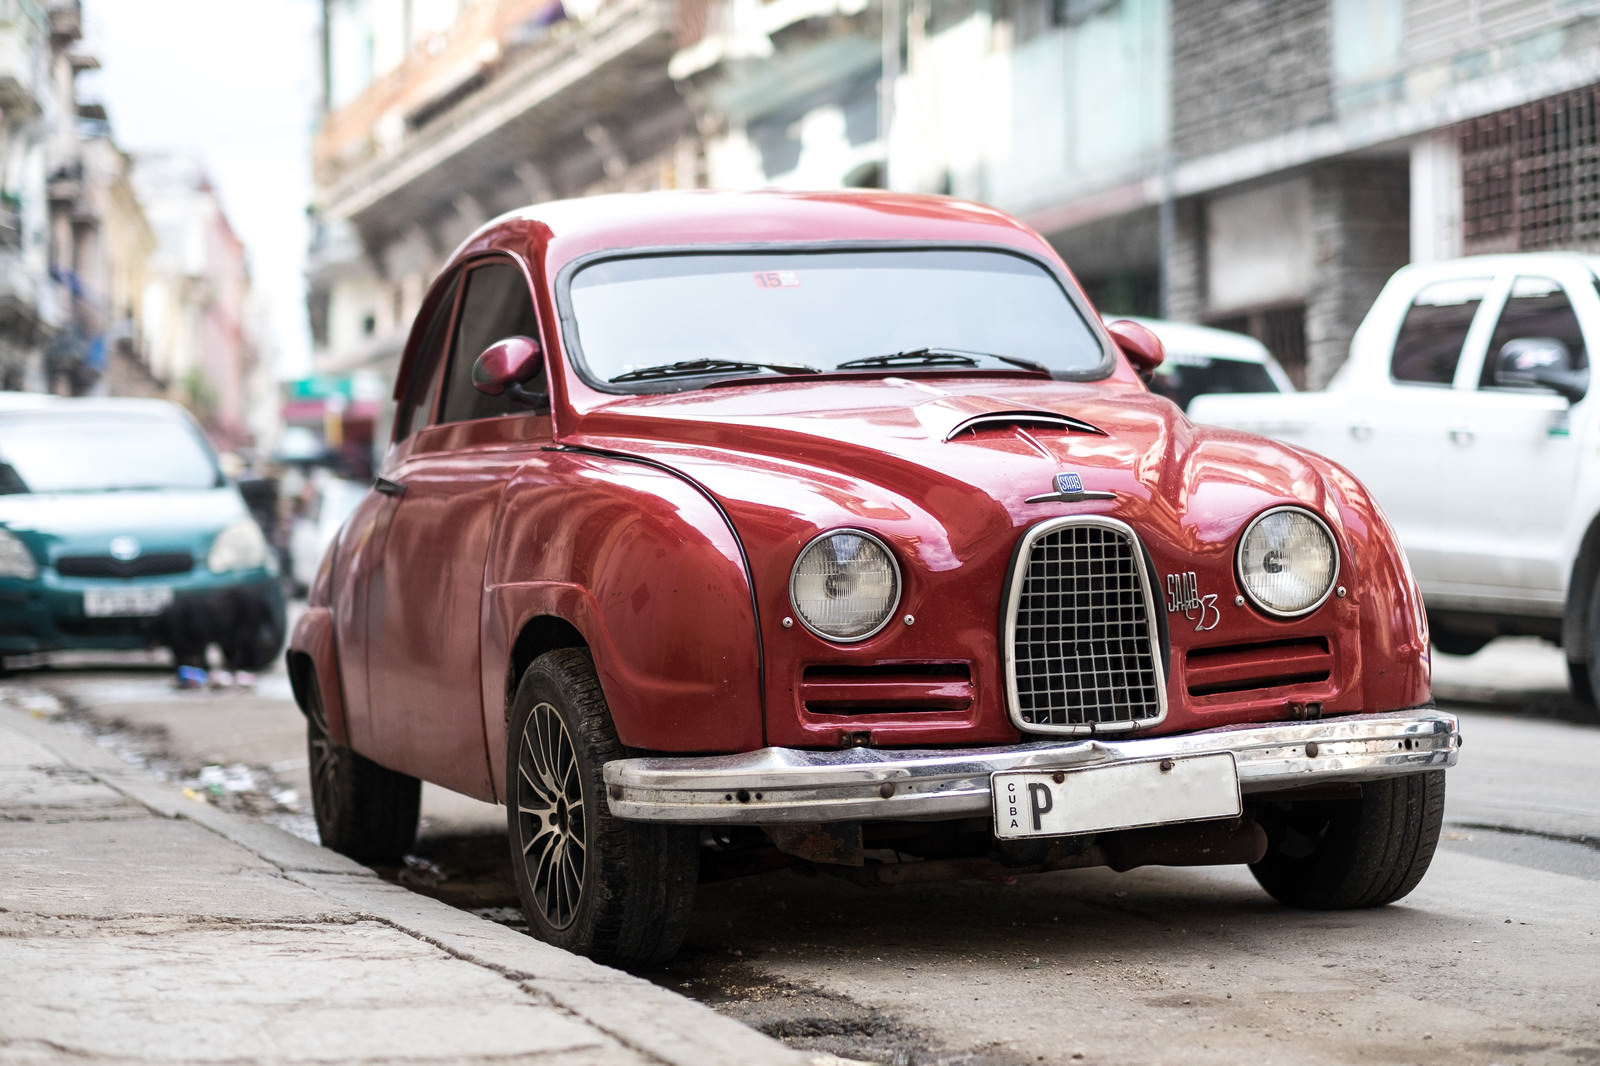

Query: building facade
311;0;1600;403
307;0;702;458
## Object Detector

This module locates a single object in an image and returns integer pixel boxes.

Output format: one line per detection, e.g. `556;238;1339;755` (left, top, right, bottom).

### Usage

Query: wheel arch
1561;512;1600;659
285;605;350;745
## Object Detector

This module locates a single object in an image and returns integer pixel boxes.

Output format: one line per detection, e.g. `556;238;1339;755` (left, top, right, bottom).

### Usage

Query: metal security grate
1458;86;1600;254
1004;518;1165;734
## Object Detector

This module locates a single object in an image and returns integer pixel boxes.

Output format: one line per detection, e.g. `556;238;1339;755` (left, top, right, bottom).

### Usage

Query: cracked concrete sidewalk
0;698;810;1065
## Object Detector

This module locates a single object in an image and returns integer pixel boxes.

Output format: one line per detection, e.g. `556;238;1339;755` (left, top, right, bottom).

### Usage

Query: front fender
484;451;764;764
286;605;350;745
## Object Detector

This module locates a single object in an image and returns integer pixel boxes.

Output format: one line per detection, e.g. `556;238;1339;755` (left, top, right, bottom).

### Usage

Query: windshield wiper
835;347;1052;375
609;358;821;383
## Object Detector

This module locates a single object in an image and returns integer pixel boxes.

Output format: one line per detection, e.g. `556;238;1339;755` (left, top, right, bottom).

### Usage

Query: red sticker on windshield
753;271;801;289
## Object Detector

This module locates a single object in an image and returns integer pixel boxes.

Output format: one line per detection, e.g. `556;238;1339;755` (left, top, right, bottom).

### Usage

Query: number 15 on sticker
754;271;801;289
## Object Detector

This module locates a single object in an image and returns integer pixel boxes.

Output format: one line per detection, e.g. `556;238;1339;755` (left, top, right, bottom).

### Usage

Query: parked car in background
287;474;368;597
1132;317;1295;411
0;395;286;671
1190;253;1600;707
287;190;1459;966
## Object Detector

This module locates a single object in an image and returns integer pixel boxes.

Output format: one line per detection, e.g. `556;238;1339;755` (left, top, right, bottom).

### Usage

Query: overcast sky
82;0;322;379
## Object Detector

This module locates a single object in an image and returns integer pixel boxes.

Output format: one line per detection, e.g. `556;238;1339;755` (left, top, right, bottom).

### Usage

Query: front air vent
56;552;195;578
1002;517;1165;734
1185;637;1332;697
945;411;1105;442
801;663;973;715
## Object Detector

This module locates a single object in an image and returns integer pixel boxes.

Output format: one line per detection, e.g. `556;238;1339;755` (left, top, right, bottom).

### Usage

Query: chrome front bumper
604;709;1460;824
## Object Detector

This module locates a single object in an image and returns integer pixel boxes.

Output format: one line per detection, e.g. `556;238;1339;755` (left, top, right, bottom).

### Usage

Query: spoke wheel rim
514;701;585;930
307;705;344;832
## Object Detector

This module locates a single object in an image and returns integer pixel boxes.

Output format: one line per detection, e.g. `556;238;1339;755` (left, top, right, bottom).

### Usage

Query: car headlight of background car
0;527;37;580
208;517;271;574
1237;507;1338;617
789;529;901;641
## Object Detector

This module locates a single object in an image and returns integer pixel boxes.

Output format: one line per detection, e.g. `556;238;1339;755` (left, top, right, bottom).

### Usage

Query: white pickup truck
1189;252;1600;705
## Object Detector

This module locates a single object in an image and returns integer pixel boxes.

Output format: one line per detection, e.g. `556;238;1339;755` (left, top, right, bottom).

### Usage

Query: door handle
374;476;407;498
1349;419;1374;441
1448;426;1475;446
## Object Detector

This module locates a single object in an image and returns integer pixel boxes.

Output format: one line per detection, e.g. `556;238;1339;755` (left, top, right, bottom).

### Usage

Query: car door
335;272;457;752
1305;274;1499;594
359;256;552;798
1428;270;1594;610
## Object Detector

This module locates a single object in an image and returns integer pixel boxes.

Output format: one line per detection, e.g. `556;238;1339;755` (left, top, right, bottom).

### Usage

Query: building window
1459;86;1600;254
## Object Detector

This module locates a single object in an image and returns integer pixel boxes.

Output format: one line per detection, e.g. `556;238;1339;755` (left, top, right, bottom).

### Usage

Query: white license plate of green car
991;752;1242;840
83;586;174;618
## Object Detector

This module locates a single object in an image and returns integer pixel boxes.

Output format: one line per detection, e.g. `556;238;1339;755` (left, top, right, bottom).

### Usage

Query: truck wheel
1249;770;1445;909
1577;579;1600;708
507;648;698;967
306;675;420;864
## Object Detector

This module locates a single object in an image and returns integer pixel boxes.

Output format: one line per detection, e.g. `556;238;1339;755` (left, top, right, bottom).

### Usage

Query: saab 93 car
286;190;1459;966
0;395;285;671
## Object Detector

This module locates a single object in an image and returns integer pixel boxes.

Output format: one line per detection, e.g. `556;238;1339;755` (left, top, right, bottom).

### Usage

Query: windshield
567;249;1106;388
0;410;222;493
1152;356;1282;411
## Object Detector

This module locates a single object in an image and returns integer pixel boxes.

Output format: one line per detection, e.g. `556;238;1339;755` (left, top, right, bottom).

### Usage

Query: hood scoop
943;410;1106;443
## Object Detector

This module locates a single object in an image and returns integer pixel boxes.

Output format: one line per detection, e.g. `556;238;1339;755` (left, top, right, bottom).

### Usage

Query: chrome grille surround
1003;516;1167;734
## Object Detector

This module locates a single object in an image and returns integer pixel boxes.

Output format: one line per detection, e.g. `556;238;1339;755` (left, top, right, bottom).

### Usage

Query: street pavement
0;690;812;1065
0;637;1590;1064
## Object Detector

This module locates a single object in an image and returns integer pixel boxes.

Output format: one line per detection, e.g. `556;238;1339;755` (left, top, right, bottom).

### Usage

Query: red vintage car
287;190;1459;966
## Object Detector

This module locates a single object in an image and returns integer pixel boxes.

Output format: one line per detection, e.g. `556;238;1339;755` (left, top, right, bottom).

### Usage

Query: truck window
1391;278;1490;386
1480;275;1588;388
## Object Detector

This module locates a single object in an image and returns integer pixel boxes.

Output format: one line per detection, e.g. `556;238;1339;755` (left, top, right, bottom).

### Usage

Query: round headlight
208;517;271;574
1237;507;1338;617
789;529;901;642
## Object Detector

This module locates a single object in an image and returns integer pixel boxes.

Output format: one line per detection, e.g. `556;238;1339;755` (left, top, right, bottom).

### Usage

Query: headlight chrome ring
1236;506;1339;618
788;529;902;643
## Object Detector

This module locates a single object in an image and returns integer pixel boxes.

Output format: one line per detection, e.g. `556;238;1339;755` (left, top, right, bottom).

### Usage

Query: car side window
394;274;460;440
1480;275;1589;389
437;260;544;424
1390;278;1490;386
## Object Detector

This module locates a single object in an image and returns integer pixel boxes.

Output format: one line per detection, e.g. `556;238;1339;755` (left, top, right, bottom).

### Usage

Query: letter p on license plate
991;753;1241;840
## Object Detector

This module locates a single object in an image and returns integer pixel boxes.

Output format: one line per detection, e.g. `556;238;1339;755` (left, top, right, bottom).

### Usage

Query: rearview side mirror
472;335;547;407
1106;319;1165;380
1492;337;1588;404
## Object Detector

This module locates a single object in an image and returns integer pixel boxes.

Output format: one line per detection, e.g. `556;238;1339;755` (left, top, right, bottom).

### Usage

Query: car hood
0;487;248;557
567;377;1343;556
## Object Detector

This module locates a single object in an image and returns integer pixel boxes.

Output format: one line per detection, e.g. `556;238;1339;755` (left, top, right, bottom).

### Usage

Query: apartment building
311;0;1600;409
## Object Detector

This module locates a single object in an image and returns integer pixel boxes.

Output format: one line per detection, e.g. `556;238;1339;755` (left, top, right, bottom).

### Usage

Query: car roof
0;394;192;418
1396;251;1600;278
1123;317;1274;363
453;188;1055;271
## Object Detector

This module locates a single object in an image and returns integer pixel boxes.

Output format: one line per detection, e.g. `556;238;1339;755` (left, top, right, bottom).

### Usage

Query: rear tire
506;648;698;967
305;675;420;864
1249;770;1445;909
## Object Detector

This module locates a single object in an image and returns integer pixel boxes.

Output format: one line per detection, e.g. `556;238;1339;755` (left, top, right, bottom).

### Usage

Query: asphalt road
8;637;1597;1066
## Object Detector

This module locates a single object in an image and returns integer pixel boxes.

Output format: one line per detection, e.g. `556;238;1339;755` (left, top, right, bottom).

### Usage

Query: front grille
1004;517;1165;734
55;552;195;579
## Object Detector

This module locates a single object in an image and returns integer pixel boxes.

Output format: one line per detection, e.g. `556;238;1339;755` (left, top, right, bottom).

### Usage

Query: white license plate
992;753;1241;840
83;586;174;618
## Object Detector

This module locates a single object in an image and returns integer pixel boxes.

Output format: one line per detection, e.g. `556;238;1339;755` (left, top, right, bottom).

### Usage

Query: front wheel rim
514;701;586;930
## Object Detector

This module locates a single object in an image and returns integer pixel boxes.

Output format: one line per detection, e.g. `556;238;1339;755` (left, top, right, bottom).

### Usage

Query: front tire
1249;770;1445;909
506;648;698;967
305;675;420;864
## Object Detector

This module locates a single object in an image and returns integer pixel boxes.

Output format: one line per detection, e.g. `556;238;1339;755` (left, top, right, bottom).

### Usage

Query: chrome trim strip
602;710;1459;824
1002;515;1168;735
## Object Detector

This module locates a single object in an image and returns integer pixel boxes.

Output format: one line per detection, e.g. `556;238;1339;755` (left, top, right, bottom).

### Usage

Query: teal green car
0;396;285;669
